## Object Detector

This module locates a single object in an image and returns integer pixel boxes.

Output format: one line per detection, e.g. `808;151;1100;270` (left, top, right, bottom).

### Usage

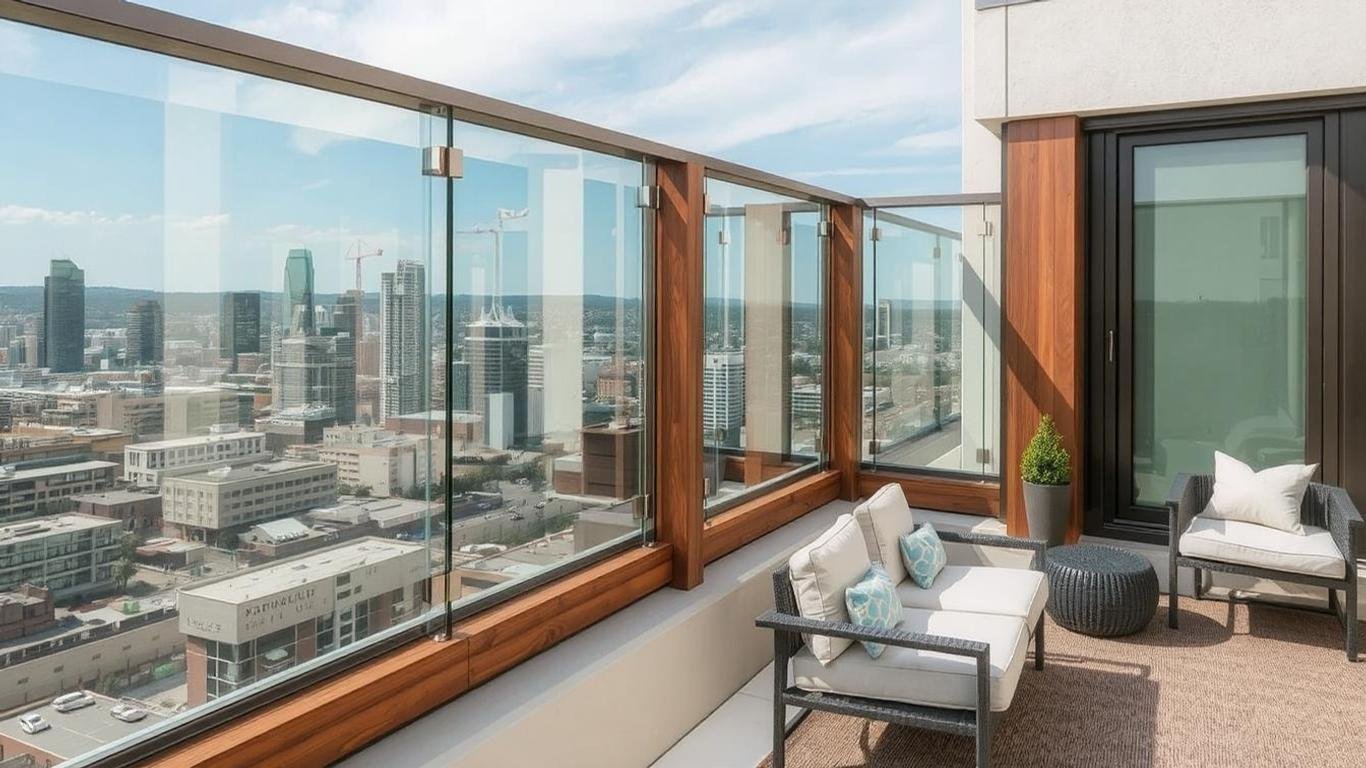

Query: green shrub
1020;415;1071;486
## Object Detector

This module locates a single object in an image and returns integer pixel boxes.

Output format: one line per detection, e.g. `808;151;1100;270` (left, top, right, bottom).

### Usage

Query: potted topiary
1020;414;1071;546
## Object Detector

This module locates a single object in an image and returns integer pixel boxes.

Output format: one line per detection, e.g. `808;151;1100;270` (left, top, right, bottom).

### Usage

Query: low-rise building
178;537;428;705
0;515;122;602
160;459;337;541
0;460;119;525
255;405;336;455
312;426;433;498
123;428;269;488
71;489;162;535
0;585;56;641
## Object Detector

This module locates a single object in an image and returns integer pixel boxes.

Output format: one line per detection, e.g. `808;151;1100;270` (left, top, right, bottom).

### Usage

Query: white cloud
0;23;37;76
891;127;961;154
0;205;230;231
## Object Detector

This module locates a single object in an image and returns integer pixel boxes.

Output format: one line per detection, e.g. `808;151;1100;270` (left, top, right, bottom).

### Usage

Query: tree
353;484;372;498
114;532;139;592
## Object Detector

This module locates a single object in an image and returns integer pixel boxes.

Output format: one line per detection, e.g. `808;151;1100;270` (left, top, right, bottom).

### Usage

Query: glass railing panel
702;178;826;514
862;204;1001;478
445;122;648;606
0;18;444;765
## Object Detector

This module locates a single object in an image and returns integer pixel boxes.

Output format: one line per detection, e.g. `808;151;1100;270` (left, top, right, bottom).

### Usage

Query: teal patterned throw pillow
843;564;903;658
899;524;947;589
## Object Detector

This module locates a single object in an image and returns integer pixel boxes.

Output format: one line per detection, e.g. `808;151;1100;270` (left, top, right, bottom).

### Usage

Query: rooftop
69;489;162;505
0;514;121;544
0;460;118;482
178;537;425;604
164;459;332;485
0;692;168;761
125;430;261;452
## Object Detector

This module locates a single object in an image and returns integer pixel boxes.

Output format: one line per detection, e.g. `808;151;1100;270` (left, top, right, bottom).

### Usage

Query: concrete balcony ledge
342;501;1010;768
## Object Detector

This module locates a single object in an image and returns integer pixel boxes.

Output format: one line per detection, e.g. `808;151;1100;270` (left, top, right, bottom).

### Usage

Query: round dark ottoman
1045;544;1158;637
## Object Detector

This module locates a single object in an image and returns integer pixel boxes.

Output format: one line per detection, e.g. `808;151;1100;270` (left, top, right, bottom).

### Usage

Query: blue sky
139;0;963;195
0;2;962;294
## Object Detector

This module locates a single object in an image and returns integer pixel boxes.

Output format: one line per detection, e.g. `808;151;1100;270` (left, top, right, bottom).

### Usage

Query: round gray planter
1023;481;1070;546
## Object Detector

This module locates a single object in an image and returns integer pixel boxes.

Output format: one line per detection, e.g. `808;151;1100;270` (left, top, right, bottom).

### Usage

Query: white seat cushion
792;608;1028;712
789;514;873;665
852;483;916;583
895;565;1048;632
1179;515;1345;579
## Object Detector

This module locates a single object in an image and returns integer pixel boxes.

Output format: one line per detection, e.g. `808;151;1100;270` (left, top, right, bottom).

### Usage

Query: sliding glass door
1092;121;1323;536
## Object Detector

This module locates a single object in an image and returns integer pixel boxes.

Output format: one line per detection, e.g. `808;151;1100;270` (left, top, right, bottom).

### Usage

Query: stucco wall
962;0;1366;190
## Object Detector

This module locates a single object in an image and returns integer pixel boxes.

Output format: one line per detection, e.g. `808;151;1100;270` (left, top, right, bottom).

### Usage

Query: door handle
1107;329;1115;364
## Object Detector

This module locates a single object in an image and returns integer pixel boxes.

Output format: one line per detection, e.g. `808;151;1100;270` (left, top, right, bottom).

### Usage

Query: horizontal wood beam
142;544;672;768
858;471;1000;517
703;470;841;563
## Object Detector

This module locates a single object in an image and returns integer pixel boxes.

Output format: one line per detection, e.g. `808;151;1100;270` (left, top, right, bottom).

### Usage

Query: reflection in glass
862;204;1000;478
702;179;825;512
0;18;440;762
445;122;647;602
1131;135;1307;506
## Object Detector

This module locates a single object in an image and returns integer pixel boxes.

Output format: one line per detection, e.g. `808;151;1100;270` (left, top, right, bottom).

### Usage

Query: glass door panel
1126;133;1311;510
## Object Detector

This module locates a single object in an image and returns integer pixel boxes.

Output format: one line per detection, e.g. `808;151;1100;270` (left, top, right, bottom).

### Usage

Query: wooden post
1003;116;1085;541
654;160;705;588
828;203;863;501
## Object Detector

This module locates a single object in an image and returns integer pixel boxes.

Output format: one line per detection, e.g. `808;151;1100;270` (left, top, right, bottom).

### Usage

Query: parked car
51;692;95;713
110;704;147;723
18;713;50;734
535;501;547;510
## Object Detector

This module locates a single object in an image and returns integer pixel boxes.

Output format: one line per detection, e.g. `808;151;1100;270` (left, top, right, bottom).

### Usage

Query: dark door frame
1085;110;1337;543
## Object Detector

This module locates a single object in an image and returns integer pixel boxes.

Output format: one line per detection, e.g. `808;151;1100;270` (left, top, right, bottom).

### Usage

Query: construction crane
344;240;383;292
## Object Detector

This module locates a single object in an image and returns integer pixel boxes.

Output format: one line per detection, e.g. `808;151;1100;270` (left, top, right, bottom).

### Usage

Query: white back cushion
852;483;916;583
788;514;872;665
1200;451;1317;534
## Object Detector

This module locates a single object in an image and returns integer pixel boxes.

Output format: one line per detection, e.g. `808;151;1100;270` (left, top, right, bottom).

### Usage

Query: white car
18;713;50;734
51;691;95;713
110;704;147;723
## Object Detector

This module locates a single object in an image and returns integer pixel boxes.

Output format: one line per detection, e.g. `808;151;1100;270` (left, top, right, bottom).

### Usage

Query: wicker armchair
1167;474;1361;661
758;529;1046;768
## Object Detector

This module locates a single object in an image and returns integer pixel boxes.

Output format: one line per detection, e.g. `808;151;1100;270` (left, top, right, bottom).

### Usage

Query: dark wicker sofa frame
1167;474;1361;661
756;528;1046;768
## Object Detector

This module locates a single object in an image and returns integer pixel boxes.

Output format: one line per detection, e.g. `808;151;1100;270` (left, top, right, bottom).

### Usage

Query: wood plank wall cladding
654;159;706;589
144;545;672;768
1003;116;1085;541
828;204;863;501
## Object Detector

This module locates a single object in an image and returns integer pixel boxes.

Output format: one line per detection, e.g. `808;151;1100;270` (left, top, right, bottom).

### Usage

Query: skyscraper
703;351;745;448
272;333;355;423
40;258;85;373
125;299;164;365
333;290;363;343
282;249;315;336
220;292;261;356
466;305;529;447
380;260;428;420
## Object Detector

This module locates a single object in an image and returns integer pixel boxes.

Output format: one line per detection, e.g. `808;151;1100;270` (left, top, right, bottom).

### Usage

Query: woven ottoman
1045;544;1158;637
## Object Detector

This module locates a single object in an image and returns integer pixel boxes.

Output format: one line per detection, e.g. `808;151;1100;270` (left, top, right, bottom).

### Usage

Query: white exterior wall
962;0;1366;191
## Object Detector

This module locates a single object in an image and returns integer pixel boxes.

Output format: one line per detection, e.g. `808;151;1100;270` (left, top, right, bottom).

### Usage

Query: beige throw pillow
788;514;872;665
852;483;916;583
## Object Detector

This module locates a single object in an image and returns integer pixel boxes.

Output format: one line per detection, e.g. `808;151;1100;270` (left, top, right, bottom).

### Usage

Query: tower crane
344;240;383;292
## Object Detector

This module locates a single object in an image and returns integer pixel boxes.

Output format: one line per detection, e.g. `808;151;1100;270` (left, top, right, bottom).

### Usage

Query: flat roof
0;460;118;482
165;459;331;485
0;514;121;544
70;489;161;505
0;691;167;760
179;537;425;603
126;430;262;451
